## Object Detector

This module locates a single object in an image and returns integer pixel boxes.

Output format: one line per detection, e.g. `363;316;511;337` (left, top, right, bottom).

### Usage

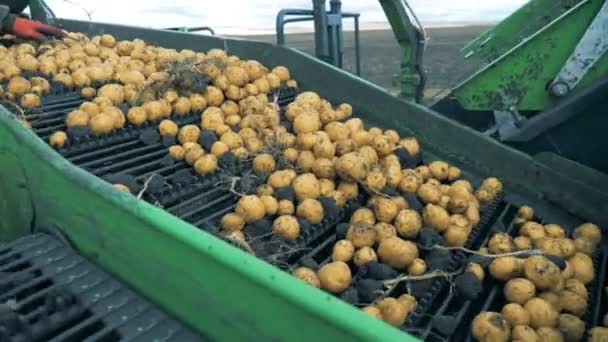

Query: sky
45;0;528;35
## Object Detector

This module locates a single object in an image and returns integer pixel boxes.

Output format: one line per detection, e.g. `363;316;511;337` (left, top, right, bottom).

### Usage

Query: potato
524;298;558;328
102;106;125;129
488;233;514;254
353;247;378;266
65;109;89;127
590;327;608;341
331;239;355;262
422;204;450;232
184;146;205;166
49;131;68;148
204;86;224;106
221;213;245;231
561;260;575;280
113;184;130;193
482;177;503;193
272;215;300;240
370;135;393;157
338;182;359;200
168;145;185;161
336;152;371;182
357;145;378;165
567;253;594;284
365;170;386;192
296;199;324;224
573;223;601;243
89;113;114;134
538;292;561;312
247;154;275;175
539;238;576;258
394;209;422;239
559;290;587;317
293;112;321;134
97;84;124;105
490;256;523;281
317;261;351;293
562;279;587;301
444;225;469;247
536;327;564;342
292;267;320;288
427;161;448;181
574;238;597;255
7;76;31;95
210;141;229;157
235;195;265;223
346;222;376;248
511;325;539;341
408;258;426;276
268;170;295;189
346;207;373;225
376;298;408;327
155;119;177;137
81;87;96;98
193;154;217;174
372;197;398;223
173;125;200;145
467;262;485;281
523;256;562;290
514;236;533;251
19;93;40;109
471;312;511;342
125;106;146;125
79;102;100;117
292;173;320;201
362;306;382;319
504;278;536;304
501;303;530;326
557;314;584;342
520;222;546;241
384;165;403;188
544;224;566;238
377;237;418;269
417;182;442;204
397;171;421;194
258;196;278;216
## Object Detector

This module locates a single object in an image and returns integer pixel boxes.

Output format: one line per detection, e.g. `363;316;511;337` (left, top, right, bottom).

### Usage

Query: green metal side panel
453;0;608;111
0;109;415;342
462;0;585;61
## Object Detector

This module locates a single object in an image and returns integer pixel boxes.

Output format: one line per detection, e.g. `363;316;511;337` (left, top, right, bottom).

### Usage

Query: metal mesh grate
0;233;203;342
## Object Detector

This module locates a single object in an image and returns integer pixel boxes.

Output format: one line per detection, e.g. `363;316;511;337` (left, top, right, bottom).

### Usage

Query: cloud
45;0;528;35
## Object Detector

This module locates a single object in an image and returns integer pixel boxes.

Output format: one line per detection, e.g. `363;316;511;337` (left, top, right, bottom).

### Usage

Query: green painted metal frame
461;0;584;62
452;0;608;111
378;0;425;102
0;17;607;341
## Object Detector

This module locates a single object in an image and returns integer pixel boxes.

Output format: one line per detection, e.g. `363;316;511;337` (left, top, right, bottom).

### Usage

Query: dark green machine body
383;0;608;174
0;7;606;341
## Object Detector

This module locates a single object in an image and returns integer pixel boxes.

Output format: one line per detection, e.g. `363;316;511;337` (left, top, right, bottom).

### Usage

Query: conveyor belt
0;233;204;342
11;80;607;340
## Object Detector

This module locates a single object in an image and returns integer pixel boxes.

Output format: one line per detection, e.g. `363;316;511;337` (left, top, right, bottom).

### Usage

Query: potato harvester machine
0;1;607;341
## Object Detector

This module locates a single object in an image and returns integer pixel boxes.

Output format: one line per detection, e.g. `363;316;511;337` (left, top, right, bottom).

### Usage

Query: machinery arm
379;0;426;102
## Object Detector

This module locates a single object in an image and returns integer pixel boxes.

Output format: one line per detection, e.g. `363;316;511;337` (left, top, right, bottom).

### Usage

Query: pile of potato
3;32;605;337
471;206;603;342
0;32;297;147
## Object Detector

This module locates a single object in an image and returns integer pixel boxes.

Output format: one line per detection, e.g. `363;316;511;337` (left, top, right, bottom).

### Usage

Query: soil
236;26;491;100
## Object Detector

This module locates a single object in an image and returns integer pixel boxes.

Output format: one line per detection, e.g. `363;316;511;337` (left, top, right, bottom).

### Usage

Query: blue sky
46;0;528;35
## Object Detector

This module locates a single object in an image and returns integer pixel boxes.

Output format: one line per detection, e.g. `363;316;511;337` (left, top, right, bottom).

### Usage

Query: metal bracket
550;0;608;97
486;109;527;139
